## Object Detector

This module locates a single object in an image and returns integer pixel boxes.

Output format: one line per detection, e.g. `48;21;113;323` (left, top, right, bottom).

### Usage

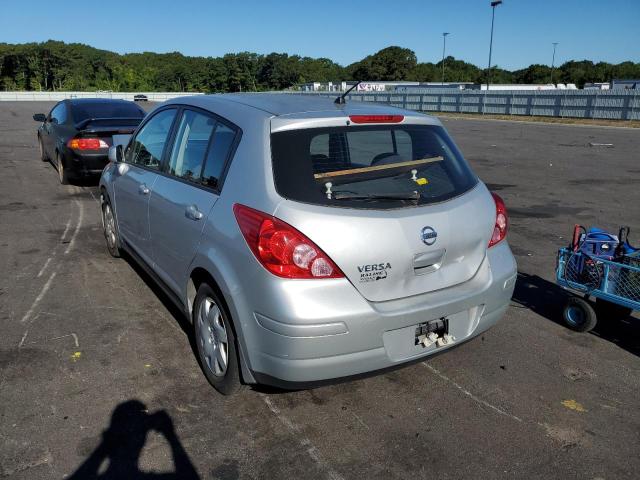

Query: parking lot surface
1;101;639;479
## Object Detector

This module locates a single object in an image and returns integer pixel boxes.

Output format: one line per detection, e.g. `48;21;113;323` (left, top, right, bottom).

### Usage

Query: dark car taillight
233;204;344;279
489;192;508;248
67;138;109;150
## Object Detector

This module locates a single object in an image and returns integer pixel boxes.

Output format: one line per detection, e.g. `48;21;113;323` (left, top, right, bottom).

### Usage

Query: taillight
349;115;404;124
67;138;109;150
489;192;508;248
233;204;344;279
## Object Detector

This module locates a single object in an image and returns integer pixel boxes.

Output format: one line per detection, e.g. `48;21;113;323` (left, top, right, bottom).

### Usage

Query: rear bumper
65;149;109;177
238;241;517;385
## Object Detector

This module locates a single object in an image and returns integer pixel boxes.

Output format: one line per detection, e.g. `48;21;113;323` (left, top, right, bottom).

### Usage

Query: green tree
349;46;417;81
0;40;638;93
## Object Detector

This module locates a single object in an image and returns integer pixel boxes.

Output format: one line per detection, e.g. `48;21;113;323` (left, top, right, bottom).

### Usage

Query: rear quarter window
271;124;478;210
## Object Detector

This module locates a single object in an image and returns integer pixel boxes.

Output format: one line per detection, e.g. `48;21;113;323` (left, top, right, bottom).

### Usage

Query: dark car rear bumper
65;150;109;177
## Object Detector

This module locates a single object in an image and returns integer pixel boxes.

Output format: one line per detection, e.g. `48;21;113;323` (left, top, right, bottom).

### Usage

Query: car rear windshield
72;102;145;123
271;124;478;209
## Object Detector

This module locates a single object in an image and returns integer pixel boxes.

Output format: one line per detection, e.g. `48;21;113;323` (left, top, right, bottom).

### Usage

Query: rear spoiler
74;117;143;130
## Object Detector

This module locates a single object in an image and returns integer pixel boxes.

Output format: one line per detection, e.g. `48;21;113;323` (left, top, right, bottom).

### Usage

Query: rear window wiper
333;191;420;201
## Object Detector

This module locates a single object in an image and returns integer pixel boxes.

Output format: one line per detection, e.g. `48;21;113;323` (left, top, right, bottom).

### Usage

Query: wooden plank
313;156;444;180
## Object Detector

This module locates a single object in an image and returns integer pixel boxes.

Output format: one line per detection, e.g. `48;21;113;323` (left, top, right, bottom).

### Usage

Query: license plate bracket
414;317;448;346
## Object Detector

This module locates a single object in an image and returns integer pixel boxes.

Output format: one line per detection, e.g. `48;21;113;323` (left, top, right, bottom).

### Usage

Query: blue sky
2;0;638;69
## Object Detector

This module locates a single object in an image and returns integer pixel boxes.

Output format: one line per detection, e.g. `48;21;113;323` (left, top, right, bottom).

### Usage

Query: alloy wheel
197;297;229;377
103;204;117;250
57;155;64;183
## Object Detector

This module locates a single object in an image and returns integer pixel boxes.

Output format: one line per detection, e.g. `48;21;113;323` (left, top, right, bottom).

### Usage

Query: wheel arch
187;263;256;384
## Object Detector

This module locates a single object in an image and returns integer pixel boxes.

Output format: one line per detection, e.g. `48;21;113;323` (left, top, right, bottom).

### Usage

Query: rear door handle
138;183;150;195
185;205;204;221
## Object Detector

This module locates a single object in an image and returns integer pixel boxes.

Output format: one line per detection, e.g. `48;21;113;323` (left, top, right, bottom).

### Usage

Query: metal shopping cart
555;226;640;332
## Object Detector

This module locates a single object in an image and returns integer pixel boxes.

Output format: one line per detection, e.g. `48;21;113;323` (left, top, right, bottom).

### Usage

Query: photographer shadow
68;400;200;480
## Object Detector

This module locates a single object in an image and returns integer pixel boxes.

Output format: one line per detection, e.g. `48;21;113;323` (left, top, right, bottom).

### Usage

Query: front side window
167;110;216;182
126;108;177;169
271;124;478;209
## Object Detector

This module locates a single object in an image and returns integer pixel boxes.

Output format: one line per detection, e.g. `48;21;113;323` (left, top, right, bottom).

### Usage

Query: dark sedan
34;99;145;184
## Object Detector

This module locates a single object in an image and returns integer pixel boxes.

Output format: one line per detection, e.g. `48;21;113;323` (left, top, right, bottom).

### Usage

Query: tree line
1;41;639;92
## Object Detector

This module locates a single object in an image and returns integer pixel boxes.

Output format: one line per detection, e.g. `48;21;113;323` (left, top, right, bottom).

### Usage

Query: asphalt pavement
1;101;639;479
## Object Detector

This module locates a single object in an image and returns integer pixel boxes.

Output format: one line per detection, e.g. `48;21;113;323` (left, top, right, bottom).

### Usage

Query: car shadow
120;254;247;390
72;176;101;187
121;253;197;361
67;400;200;479
44;158;101;187
513;272;640;357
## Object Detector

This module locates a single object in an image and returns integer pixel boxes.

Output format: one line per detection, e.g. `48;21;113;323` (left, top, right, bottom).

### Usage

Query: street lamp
442;32;450;85
486;0;503;91
550;42;559;85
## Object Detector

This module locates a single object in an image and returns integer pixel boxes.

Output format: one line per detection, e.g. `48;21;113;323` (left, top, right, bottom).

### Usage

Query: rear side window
126;108;177;170
202;123;235;189
167;110;216;182
72;102;144;123
271;125;477;209
49;103;67;124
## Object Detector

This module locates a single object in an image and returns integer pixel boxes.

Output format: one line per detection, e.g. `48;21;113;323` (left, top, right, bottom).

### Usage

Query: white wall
0;91;206;101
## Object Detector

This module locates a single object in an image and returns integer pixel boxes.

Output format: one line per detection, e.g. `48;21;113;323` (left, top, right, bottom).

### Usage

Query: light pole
550;42;559;85
442;32;450;85
486;0;502;91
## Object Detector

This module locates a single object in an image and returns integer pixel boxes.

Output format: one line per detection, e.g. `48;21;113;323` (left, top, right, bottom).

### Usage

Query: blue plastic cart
556;247;640;332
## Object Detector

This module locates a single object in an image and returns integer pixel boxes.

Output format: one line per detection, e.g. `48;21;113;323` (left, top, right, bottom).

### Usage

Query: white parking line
61;217;73;241
19;272;56;324
422;363;522;423
261;395;345;480
64;198;84;255
87;188;99;204
36;257;53;278
20;193;84;331
36;217;71;278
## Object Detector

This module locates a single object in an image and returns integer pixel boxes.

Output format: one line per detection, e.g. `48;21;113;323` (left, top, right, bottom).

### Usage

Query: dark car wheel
563;296;597;332
101;194;121;258
193;283;242;395
56;152;69;185
38;136;48;161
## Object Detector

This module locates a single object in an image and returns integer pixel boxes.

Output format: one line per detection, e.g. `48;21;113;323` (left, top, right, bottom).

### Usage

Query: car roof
168;93;418;117
163;93;442;131
220;93;355;115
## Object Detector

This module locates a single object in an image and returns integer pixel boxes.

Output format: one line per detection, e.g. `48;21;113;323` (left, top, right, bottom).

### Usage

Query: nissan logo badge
421;226;437;246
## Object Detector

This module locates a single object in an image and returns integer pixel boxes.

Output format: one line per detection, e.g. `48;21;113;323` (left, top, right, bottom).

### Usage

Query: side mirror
108;145;124;163
33;113;46;122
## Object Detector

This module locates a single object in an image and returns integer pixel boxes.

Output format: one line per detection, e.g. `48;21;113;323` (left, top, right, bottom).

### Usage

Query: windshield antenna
335;81;361;104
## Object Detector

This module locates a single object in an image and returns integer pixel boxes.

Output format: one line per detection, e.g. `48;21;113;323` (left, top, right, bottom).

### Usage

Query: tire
193;283;242;395
38;136;48;161
101;194;121;258
563;296;598;332
56;152;69;185
595;298;633;320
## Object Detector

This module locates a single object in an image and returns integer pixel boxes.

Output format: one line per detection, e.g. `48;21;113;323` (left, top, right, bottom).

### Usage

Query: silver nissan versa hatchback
99;93;517;394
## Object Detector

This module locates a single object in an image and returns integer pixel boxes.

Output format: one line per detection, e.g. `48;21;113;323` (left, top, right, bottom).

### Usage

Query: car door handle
138;184;150;195
414;249;446;275
185;205;204;221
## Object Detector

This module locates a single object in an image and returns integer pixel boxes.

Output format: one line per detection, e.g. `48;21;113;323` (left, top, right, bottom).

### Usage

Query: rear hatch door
270;116;493;302
275;185;493;302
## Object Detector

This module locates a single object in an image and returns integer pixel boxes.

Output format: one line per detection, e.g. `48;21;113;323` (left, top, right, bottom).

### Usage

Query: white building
299;81;421;92
480;83;577;91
